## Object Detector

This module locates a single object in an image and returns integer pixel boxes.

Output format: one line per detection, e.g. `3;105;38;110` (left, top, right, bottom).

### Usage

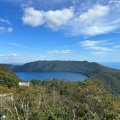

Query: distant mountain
3;60;120;95
0;64;21;87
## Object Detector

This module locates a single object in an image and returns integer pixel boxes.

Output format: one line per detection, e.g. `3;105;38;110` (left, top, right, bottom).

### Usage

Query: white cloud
0;54;45;59
0;54;46;63
0;54;20;57
69;4;114;36
70;2;120;36
21;2;120;36
22;7;74;29
78;40;120;57
0;18;13;33
45;8;74;30
0;18;11;25
47;50;73;54
78;5;109;22
22;7;45;27
7;27;13;32
80;40;101;47
90;46;113;51
0;27;13;33
79;40;114;52
8;54;20;57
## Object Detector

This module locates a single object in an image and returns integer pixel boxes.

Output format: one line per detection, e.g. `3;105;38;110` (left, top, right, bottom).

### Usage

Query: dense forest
0;78;120;120
3;60;120;95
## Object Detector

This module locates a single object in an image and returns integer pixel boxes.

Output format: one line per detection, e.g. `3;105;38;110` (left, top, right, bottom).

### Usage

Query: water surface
15;71;88;81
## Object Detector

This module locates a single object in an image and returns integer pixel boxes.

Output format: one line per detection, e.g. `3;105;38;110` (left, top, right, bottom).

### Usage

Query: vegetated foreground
0;79;120;120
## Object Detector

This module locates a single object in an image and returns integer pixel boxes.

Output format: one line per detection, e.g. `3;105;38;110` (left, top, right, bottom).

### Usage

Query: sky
0;0;120;63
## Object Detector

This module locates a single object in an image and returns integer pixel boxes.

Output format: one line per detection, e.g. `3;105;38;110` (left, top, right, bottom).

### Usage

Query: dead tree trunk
12;101;20;120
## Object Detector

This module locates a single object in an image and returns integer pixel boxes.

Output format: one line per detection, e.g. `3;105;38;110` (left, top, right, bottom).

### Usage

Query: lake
15;71;88;81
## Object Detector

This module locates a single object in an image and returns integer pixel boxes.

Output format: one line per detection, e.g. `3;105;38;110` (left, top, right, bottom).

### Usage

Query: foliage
0;65;21;87
92;71;120;95
0;79;120;120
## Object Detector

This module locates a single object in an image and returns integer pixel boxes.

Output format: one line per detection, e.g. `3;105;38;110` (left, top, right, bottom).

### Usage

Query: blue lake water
15;71;88;81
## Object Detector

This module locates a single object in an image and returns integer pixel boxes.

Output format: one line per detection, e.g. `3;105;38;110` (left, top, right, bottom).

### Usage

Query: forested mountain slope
3;60;120;95
0;64;20;87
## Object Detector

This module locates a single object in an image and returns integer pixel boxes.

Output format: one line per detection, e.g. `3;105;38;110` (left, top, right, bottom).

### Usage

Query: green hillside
0;64;21;87
6;60;118;74
3;60;120;95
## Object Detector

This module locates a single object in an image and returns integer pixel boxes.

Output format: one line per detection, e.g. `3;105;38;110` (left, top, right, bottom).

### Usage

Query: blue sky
0;0;120;63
